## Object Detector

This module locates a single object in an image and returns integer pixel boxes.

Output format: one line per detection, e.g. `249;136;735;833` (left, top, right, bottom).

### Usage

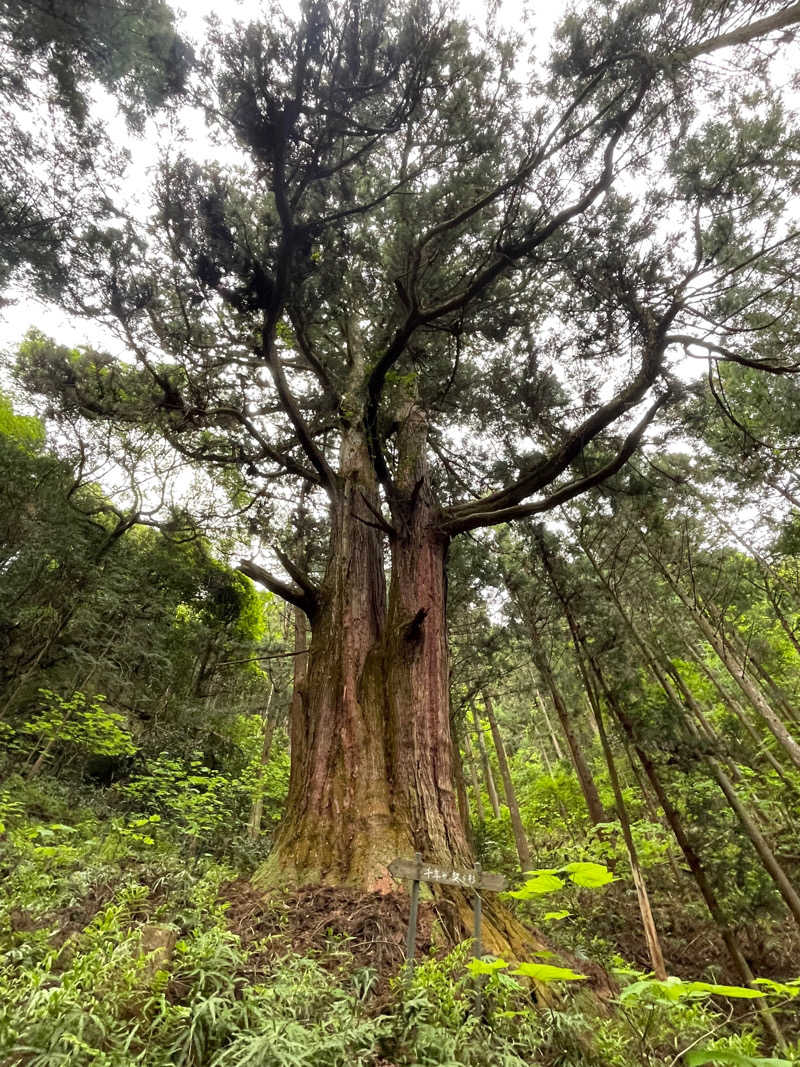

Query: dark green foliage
0;0;189;296
0;391;289;853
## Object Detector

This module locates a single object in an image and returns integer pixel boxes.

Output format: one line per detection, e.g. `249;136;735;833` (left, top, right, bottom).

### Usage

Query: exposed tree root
221;879;615;1012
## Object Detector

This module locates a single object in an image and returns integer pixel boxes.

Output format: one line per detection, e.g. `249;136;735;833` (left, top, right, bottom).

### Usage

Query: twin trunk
256;422;470;889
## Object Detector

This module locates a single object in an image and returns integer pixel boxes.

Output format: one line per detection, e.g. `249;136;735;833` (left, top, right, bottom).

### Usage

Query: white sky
2;0;796;558
0;0;567;355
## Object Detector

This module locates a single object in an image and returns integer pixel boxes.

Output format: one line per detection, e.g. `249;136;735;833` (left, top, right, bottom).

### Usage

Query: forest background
2;1;800;1065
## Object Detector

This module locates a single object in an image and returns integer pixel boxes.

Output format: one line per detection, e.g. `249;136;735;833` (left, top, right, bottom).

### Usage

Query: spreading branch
238;558;319;620
443;392;670;534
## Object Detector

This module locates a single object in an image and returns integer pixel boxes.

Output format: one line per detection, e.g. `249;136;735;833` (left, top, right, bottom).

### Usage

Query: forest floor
2;778;799;1066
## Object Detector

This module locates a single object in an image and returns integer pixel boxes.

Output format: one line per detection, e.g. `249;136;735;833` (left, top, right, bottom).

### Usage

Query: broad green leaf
563;862;615;888
685;982;766;1000
513;962;587;983
620;978;766;1005
684;1049;793;1066
752;977;800;997
467;957;509;975
543;910;570;921
508;873;565;898
620;977;691;1003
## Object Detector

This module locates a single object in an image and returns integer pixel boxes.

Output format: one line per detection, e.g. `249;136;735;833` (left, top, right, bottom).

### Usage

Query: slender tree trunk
287;605;308;761
654;641;743;783
484;691;532;873
248;682;276;842
690;644;797;789
531;647;605;825
453;720;472;839
641;636;800;929
463;729;486;823
653;559;800;771
536;737;554;774
534;538;667;979
600;674;784;1044
590;685;667;980
763;577;800;662
726;627;800;729
472;704;502;819
705;753;800;929
530;673;565;761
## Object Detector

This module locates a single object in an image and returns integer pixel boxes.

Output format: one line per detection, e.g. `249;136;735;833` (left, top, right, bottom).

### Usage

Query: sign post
405;851;422;971
388;856;507;977
472;862;482;959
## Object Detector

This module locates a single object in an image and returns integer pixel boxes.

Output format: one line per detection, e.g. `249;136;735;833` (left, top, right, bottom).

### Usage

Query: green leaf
508;873;565;898
619;977;693;1004
684;982;766;1000
563;862;615;888
752;977;800;997
467;957;509;975
684;1048;793;1066
543;910;570;921
513;962;587;983
619;977;766;1005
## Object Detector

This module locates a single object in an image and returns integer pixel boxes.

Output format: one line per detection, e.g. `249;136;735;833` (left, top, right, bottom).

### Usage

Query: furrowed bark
373;400;472;869
255;428;396;887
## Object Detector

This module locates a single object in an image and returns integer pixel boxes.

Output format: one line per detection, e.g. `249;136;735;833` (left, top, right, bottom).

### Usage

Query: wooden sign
391;853;506;993
389;857;506;892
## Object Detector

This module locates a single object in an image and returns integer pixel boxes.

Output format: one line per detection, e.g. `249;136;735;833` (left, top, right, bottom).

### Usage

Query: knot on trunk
403;608;428;642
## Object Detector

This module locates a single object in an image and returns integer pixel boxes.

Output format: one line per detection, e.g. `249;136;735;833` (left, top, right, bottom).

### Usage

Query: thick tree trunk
376;402;472;870
257;412;471;889
256;430;396;887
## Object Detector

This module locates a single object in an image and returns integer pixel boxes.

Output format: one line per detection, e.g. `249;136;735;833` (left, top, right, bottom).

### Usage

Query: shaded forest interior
3;0;800;1064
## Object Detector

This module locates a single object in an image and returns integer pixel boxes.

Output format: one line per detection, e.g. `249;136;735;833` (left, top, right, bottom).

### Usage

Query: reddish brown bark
256;429;395;887
378;403;472;869
256;410;471;889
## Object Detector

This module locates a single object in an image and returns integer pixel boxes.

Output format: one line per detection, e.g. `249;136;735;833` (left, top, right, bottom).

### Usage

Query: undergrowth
1;776;798;1066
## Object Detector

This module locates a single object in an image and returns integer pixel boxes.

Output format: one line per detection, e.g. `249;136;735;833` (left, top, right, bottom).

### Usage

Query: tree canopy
16;0;800;564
